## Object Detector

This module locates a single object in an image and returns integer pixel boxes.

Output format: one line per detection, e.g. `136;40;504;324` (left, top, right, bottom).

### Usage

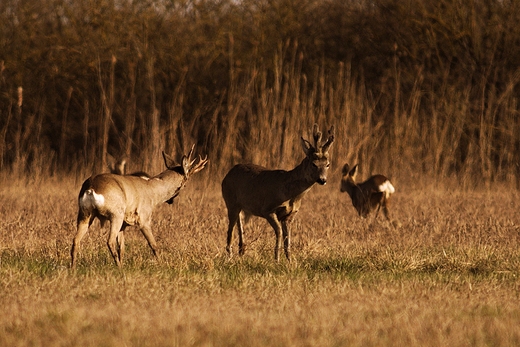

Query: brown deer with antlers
222;124;334;262
71;146;208;268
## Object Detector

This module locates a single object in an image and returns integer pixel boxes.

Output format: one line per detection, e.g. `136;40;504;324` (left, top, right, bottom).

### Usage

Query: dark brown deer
340;163;395;221
222;124;334;262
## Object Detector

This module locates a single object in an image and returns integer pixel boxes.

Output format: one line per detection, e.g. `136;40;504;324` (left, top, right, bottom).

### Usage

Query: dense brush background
1;1;520;346
1;0;520;185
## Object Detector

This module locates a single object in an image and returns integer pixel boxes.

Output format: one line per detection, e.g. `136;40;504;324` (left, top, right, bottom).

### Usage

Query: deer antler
187;144;195;164
321;125;335;153
189;155;208;176
312;124;322;149
181;144;208;177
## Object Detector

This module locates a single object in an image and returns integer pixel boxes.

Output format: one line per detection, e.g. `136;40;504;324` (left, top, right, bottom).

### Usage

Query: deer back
80;147;208;220
222;125;334;217
79;174;156;220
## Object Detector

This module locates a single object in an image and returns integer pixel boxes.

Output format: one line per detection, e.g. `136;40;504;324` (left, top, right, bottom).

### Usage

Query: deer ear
342;163;350;176
107;153;115;171
162;151;178;170
349;164;359;179
301;137;313;156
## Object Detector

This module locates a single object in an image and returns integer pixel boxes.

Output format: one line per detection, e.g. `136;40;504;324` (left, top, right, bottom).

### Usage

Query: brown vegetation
0;176;519;346
1;0;520;187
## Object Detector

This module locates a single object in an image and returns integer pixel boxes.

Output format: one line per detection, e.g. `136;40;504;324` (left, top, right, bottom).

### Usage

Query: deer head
163;145;208;177
300;124;335;185
162;145;208;204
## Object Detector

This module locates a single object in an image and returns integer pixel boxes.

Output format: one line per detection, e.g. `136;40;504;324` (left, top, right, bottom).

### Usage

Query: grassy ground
0;174;519;346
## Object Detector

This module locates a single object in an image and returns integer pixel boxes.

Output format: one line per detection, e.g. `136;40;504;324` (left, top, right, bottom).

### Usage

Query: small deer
71;146;208;268
107;155;126;175
340;163;395;220
107;155;150;179
222;124;334;262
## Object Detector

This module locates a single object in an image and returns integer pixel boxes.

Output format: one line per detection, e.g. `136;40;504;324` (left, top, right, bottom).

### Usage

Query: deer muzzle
316;177;327;185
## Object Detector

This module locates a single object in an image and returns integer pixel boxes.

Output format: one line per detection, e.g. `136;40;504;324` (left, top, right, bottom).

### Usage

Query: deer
71;146;208;268
222;124;334;262
107;154;150;179
340;163;395;221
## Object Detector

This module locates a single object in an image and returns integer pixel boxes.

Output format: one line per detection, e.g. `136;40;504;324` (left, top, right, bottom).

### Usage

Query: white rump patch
79;189;105;209
378;181;395;198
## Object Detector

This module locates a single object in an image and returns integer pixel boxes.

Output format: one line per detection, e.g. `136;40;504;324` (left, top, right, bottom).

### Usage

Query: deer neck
344;181;358;200
148;170;186;204
284;158;317;197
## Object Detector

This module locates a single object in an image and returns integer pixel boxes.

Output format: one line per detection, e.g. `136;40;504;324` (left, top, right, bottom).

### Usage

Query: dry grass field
1;172;519;347
2;1;520;345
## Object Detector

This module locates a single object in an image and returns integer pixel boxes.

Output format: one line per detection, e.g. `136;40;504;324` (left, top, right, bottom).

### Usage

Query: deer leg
372;193;385;220
266;213;283;262
282;221;291;262
71;214;94;268
225;208;240;256
116;227;126;266
382;199;391;221
237;214;246;256
107;216;124;267
374;203;382;219
139;223;159;259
